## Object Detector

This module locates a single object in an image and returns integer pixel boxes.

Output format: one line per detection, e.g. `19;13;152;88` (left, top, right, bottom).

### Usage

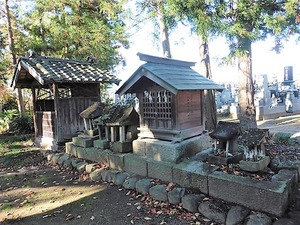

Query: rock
149;185;168;202
123;176;140;190
113;172;130;186
71;158;82;167
168;188;185;205
135;179;152;195
89;168;104;181
76;162;88;173
198;201;227;224
51;154;62;165
101;169;110;182
85;163;98;173
63;159;72;169
182;194;203;213
272;218;298;225
245;213;272;225
288;211;300;220
46;153;54;162
57;153;70;165
226;205;250;225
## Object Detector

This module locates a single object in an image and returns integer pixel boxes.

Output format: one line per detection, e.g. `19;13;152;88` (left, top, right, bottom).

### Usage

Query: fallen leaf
90;216;95;220
144;217;152;221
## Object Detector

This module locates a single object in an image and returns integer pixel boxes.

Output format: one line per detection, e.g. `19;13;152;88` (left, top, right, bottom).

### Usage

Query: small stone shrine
208;121;242;165
80;102;104;136
238;128;270;172
105;105;139;153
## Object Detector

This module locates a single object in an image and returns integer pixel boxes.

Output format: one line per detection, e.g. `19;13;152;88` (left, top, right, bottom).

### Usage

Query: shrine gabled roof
11;56;120;89
116;53;224;95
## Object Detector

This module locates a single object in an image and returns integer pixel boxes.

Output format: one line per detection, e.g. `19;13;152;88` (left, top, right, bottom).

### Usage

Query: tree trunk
157;2;171;58
237;38;257;131
5;0;25;115
198;36;217;131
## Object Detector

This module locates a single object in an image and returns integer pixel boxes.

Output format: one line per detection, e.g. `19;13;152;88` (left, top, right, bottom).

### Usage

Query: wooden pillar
53;83;60;144
31;87;38;137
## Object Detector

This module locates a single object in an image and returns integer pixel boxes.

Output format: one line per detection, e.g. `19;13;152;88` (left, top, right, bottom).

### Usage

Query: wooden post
31;87;38;138
53;83;60;144
225;140;230;158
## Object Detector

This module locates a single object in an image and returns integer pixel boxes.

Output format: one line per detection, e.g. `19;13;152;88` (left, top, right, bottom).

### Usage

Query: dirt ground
1;114;300;225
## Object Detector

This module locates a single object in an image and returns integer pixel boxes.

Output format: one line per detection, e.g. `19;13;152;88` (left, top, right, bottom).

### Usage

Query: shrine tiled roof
11;56;120;88
116;53;224;95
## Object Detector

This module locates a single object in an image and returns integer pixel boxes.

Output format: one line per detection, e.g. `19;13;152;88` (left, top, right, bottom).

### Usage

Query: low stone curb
44;151;300;225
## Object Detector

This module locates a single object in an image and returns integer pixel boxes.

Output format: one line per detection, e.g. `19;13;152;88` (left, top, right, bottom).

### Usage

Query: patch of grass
0;134;41;169
0;202;14;211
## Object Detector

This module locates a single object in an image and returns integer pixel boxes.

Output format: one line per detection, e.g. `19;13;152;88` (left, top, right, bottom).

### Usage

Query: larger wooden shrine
116;53;223;142
11;55;120;149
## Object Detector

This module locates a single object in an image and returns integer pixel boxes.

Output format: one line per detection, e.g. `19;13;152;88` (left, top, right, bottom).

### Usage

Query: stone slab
272;169;298;200
208;171;289;216
132;139;146;156
124;154;147;177
108;153;126;171
173;160;218;194
147;159;174;182
93;139;109;149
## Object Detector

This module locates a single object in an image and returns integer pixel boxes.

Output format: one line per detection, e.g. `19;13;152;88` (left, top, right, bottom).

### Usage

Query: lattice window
58;87;71;99
37;88;53;100
142;90;172;129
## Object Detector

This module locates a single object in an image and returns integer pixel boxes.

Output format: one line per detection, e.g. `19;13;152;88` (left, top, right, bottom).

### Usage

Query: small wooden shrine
11;55;119;150
116;53;223;142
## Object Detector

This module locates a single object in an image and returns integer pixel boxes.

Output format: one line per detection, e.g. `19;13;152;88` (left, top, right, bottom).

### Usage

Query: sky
116;19;300;87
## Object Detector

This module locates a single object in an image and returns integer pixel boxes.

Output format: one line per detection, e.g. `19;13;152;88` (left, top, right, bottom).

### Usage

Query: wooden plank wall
56;97;99;142
176;90;203;130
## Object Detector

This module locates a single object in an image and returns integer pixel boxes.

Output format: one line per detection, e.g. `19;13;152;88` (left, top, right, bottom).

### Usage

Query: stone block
75;146;87;159
94;139;109;149
208;171;289;216
173;160;218;194
72;136;98;148
239;156;270;172
149;185;168;202
133;135;211;163
65;142;77;157
95;149;111;166
57;153;70;165
124;154;147;177
147;159;174;182
84;129;98;136
132;139;146;156
272;169;298;200
108;153;126;171
112;141;132;153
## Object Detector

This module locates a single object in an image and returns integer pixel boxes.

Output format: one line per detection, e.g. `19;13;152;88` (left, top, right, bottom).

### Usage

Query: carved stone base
239;156;270;172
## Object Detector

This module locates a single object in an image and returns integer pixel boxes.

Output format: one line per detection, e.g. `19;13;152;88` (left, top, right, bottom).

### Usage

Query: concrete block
147;159;174;182
272;169;298;200
132;139;146;156
112;141;132;153
95;149;111;166
75;146;87;159
173;160;218;194
124;154;147;177
108;153;126;171
208;171;289;216
94;139;109;149
65;142;77;157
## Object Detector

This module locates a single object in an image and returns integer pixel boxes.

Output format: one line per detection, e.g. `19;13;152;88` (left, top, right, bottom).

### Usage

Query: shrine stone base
207;153;243;165
112;141;133;153
239;156;271;172
132;134;211;163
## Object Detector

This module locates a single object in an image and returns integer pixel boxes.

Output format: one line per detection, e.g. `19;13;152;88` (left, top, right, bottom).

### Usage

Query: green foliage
0;109;18;133
8;113;34;134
